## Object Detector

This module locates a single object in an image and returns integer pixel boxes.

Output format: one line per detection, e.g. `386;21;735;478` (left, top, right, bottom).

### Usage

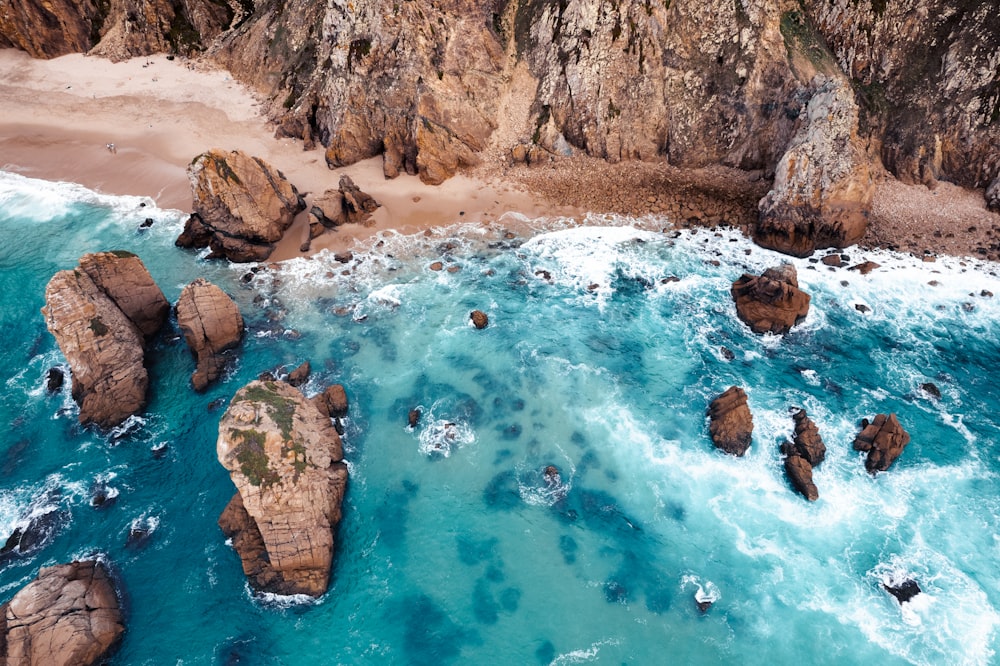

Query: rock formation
708;386;753;457
286;361;310;387
0;560;124;666
470;310;489;329
217;380;348;597
756;76;874;256
781;409;826;501
313;384;349;419
731;263;811;335
783;454;818;502
42;251;168;428
307;175;381;240
853;413;911;473
177;149;305;263
175;278;244;392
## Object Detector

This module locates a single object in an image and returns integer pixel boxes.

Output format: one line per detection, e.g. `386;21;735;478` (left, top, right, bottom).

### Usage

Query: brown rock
708;386;753;456
429;262;444;271
184;149;305;263
41;252;169;428
821;254;842;267
0;560;124;666
217;380;348;597
470;310;488;329
791;409;826;466
853;413;910;473
408;408;421;428
731;264;811;335
784;454;819;501
309;175;380;235
175;279;244;393
286;361;311;387
314;384;349;419
848;261;880;275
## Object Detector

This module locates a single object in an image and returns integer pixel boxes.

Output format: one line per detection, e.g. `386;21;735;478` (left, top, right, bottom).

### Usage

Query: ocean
1;169;999;665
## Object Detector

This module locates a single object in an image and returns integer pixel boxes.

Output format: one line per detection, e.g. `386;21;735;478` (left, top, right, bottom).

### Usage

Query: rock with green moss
217;380;348;597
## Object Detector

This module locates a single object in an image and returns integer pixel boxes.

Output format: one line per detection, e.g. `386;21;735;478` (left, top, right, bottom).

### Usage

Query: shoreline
1;48;998;262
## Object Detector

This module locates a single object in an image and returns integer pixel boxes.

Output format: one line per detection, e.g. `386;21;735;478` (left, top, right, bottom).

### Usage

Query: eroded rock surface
731;263;811;335
708;386;753;457
175;278;244;392
756;76;873;257
217;380;348;597
0;560;124;666
853;413;910;473
791;409;825;466
42;252;167;428
308;176;380;239
179;149;305;263
784;454;818;501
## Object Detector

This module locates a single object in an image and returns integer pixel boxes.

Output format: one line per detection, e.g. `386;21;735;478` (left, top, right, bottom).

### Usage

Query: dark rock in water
920;382;942;399
791;409;826;466
46;367;64;392
314;384;349;418
543;465;560;483
535;640;556;664
90;482;118;509
720;346;735;361
151;442;168;458
470;310;489;329
884;578;921;604
855;303;870;313
708;386;753;456
258;371;277;382
0;498;65;562
854;413;910;473
334;418;345;436
286;360;311;387
207;397;226;411
731;263;811;335
139;217;154;228
696;599;713;613
784;454;819;501
408;408;421;428
126;525;152;550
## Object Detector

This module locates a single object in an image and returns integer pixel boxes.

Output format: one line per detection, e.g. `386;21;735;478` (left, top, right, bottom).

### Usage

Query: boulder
853;413;910;473
308;175;381;233
0;560;124;666
217;380;349;597
42;252;168;428
175;278;244;392
286;361;311;387
756;77;874;257
470;310;488;329
46;368;64;393
784;454;819;501
986;175;1000;213
313;384;349;419
883;578;921;604
708;386;753;456
731;264;811;335
180;149;305;263
408;408;421;428
791;409;826;466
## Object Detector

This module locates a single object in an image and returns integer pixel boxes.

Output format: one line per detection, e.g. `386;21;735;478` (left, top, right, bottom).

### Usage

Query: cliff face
1;0;997;193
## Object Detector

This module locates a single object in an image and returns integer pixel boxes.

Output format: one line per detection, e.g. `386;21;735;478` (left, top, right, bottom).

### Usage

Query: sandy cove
1;48;998;263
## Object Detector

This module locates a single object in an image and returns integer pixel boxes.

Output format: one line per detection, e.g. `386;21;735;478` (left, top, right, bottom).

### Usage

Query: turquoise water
2;170;1000;665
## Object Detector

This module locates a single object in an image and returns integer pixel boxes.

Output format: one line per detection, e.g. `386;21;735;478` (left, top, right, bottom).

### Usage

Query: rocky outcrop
781;409;826;501
217;380;348;597
175;278;244;392
0;560;124;666
988;176;1000;213
708;386;753;457
286;361;310;387
756;76;873;257
313;384;348;419
307;176;380;239
178;149;305;263
853;413;910;473
731;263;811;335
470;310;489;329
42;252;168;428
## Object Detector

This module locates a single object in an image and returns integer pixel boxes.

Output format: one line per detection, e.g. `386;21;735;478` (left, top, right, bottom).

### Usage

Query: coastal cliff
2;1;997;231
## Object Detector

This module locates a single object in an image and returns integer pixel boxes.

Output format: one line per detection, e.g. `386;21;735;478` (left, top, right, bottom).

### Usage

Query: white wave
550;638;621;665
416;419;476;457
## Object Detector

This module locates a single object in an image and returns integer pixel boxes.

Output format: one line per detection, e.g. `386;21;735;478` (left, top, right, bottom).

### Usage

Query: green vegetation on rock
89;317;109;336
231;428;280;487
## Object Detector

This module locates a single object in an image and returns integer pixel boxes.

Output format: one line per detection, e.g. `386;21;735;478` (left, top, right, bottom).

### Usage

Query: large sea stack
175;278;244;392
217;380;348;597
41;251;169;428
708;386;754;457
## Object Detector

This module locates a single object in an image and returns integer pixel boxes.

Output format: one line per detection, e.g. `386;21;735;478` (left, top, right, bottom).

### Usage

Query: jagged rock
175;278;244;392
731;263;811;335
308;175;380;234
217;380;348;597
784;454;818;501
853;413;910;473
987;176;1000;213
0;560;124;666
756;77;873;257
708;386;753;457
46;368;64;393
181;149;305;263
286;361;310;387
920;382;941;399
42;252;168;428
791;409;826;466
470;310;488;329
408;408;421;428
883;578;921;605
313;384;348;419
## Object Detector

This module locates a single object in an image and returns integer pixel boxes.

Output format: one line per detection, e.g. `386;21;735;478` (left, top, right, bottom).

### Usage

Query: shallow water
2;170;1000;665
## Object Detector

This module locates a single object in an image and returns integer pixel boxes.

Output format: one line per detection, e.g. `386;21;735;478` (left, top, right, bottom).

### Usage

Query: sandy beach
2;48;998;262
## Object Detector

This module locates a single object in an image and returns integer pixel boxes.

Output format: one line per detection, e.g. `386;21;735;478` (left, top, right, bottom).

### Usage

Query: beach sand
2;48;998;262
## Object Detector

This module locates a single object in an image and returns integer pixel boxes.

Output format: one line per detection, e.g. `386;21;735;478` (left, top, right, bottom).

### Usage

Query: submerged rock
708;386;753;456
853;413;910;473
217;380;348;597
42;252;168;428
731;264;811;335
0;560;124;666
175;278;244;392
179;149;305;262
408;408;421;428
